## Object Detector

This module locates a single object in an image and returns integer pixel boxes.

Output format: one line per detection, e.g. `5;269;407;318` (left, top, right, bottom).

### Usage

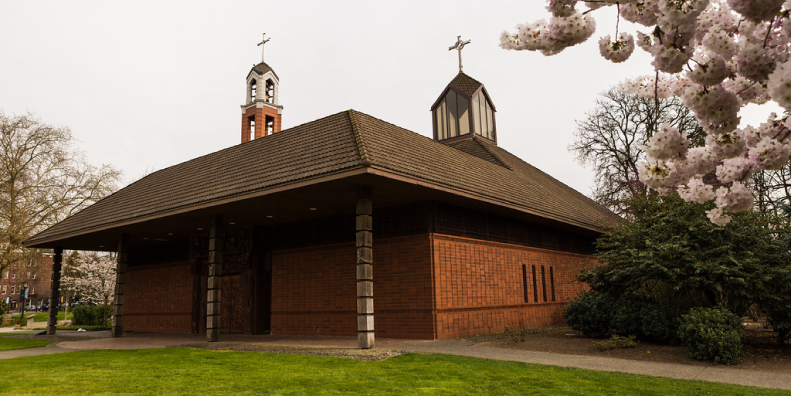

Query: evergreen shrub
678;306;744;364
563;291;615;338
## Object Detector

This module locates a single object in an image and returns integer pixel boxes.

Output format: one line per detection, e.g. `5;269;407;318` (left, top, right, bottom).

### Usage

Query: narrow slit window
266;116;275;135
531;265;538;303
550;267;556;302
248;116;255;141
541;266;548;302
522;264;528;303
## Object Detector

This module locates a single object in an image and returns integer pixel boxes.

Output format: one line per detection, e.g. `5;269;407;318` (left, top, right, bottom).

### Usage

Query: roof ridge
471;137;511;170
347;110;372;166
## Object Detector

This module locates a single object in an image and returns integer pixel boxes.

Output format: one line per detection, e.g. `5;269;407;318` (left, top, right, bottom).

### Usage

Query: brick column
207;215;224;342
46;247;63;335
112;234;129;337
356;186;374;349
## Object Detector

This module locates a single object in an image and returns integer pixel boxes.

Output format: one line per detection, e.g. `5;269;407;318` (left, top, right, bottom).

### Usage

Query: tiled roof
26;110;617;246
431;72;496;112
248;62;279;80
442;136;509;168
351;112;618;230
447;72;483;97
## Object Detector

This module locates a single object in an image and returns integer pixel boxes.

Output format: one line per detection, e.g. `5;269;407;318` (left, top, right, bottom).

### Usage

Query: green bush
72;305;110;326
0;300;7;316
678;306;744;365
638;304;686;345
563;291;615;338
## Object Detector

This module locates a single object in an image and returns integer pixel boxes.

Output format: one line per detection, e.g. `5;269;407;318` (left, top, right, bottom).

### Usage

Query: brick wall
270;235;434;339
124;261;192;332
432;234;592;339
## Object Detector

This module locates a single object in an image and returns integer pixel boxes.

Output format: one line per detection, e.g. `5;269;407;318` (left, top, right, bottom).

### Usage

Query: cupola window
435;90;470;140
471;91;495;140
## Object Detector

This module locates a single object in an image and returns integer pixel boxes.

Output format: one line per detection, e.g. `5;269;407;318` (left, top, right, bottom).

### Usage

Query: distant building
1;254;52;311
25;41;617;347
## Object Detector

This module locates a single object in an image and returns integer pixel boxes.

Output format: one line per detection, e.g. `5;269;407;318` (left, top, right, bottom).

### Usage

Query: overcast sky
0;1;781;197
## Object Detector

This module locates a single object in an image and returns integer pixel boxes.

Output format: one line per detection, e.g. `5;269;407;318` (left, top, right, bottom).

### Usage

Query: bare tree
570;88;704;215
0;112;121;273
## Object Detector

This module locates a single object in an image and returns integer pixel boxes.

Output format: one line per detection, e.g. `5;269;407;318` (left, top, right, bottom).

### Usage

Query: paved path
0;331;789;391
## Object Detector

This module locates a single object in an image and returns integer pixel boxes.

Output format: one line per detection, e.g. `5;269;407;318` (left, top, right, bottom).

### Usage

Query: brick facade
122;226;592;339
241;105;282;143
0;255;53;310
124;261;192;332
432;234;591;339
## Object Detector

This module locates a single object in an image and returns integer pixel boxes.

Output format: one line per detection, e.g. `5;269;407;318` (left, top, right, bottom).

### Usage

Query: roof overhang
24;165;606;252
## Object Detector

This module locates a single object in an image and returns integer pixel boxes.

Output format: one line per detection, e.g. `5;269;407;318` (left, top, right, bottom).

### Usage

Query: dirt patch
172;342;402;361
469;322;791;373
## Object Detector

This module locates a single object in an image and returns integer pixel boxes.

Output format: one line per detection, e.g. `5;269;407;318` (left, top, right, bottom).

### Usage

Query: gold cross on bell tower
448;35;471;72
257;33;271;63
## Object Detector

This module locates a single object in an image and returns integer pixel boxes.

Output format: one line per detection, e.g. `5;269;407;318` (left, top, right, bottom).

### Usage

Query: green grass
0;349;786;395
8;311;72;323
0;335;55;351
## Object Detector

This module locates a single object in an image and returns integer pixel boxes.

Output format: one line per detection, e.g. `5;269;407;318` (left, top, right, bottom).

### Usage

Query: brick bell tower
241;33;283;143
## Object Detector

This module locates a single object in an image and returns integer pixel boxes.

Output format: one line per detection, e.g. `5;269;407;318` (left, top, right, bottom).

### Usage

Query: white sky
0;1;781;196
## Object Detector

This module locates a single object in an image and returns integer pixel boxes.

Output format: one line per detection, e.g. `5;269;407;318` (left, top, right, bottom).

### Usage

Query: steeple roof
247;62;279;80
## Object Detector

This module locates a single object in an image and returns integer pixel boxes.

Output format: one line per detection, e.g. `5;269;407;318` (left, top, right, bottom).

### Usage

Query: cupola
431;36;497;144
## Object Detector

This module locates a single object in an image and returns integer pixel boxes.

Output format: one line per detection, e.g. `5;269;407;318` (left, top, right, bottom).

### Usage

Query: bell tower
241;33;283;143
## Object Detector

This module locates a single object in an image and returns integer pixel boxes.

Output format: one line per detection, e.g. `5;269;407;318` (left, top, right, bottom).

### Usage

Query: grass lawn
0;349;787;395
9;311;73;323
0;335;55;351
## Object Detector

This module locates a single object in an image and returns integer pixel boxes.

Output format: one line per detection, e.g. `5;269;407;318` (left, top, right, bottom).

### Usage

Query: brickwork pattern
432;234;592;339
241;106;282;143
270;235;435;339
124;261;193;332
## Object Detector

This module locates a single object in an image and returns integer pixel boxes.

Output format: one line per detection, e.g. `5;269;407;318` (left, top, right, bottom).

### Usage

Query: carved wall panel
220;274;244;333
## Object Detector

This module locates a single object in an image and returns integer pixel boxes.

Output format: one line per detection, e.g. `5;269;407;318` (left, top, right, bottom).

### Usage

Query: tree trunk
102;296;108;326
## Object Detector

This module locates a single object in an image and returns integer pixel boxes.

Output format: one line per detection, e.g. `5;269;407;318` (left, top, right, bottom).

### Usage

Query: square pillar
46;247;63;335
111;234;129;337
356;186;374;349
207;215;224;342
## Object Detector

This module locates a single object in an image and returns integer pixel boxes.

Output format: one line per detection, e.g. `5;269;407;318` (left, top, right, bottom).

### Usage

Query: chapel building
25;40;617;348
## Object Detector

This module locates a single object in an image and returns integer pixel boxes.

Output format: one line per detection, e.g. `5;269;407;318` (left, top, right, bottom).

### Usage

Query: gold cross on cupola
257;33;271;63
448;35;471;72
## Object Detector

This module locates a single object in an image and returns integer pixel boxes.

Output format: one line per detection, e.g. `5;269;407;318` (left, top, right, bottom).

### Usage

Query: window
1;285;5;294
3;271;7;279
248;116;255;141
250;79;257;102
11;285;15;294
434;90;471;140
11;272;15;279
531;265;538;303
473;91;495;140
265;79;275;103
32;273;36;280
522;264;529;303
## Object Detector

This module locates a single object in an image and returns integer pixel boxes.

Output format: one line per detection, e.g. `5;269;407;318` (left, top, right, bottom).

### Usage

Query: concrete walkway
0;331;789;391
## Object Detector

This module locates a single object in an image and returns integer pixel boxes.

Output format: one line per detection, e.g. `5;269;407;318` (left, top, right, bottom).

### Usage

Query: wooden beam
111;234;129;337
46;247;63;335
